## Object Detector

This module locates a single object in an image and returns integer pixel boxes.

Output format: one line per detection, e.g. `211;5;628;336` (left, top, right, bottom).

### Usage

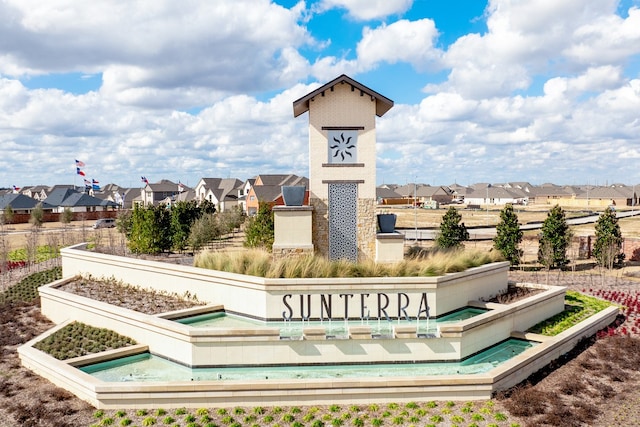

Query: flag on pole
141;176;149;184
178;181;184;192
12;185;20;193
84;179;91;185
92;184;100;190
77;167;86;176
92;179;99;184
75;159;85;167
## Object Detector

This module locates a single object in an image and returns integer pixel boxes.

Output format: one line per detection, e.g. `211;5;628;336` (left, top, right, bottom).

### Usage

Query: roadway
399;210;640;241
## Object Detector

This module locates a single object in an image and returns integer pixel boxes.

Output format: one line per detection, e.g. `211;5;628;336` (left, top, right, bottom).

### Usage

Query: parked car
92;218;116;229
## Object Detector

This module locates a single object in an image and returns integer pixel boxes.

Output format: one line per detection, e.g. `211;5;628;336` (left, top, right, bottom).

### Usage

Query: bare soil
3;259;640;425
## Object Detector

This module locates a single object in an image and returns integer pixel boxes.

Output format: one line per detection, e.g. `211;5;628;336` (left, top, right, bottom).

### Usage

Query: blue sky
1;0;640;190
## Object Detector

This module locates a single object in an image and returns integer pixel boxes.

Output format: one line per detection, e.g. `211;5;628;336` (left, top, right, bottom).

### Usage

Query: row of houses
2;178;638;219
378;182;639;208
0;174;310;217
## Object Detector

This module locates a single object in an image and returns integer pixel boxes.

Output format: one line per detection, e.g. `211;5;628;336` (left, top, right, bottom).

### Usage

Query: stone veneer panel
311;197;376;261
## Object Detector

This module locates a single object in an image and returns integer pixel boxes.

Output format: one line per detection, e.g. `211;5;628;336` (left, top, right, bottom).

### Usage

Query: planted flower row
582;287;640;337
0;260;27;272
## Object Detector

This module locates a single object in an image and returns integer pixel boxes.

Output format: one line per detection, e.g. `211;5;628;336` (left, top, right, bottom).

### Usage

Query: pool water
80;338;535;382
175;307;488;338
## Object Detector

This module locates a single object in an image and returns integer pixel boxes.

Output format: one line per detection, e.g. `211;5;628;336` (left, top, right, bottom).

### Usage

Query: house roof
254;174;308;187
0;194;54;210
376;187;403;199
292;74;394;118
43;188;116;207
252;185;284;203
200;178;243;201
145;179;181;192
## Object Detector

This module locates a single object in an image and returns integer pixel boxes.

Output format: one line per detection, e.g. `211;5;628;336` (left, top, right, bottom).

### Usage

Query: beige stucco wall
273;206;313;248
60;245;511;321
375;232;405;263
307;82;377;201
39;276;567;366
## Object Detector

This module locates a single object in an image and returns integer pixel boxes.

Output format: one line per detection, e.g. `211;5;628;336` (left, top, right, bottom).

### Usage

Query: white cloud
432;0;635;98
316;0;412;21
565;7;640;65
0;0;312;107
356;19;441;71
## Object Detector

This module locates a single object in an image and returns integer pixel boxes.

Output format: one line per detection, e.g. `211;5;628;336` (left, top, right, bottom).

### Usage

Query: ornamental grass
194;248;503;278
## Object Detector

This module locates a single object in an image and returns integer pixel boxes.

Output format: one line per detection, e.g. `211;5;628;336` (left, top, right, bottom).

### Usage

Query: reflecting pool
174;306;489;339
81;338;535;382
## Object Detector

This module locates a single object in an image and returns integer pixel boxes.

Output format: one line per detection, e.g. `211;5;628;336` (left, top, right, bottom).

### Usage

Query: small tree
128;204;172;254
244;202;274;250
61;207;74;226
537;204;572;269
188;213;221;252
593;207;624;269
435;206;469;249
170;200;201;252
3;205;14;225
493;204;523;265
29;203;44;228
218;207;245;236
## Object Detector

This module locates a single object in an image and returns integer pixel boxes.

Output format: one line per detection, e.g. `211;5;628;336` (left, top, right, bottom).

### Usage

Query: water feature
174;306;489;339
80;338;536;382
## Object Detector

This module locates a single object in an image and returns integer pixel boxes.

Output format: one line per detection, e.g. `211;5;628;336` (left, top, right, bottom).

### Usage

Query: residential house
237;178;256;213
463;184;524;206
21;185;50;201
158;187;197;207
568;185;635;208
527;184;571;205
42;188;117;213
376;186;404;205
140;180;183;206
93;184;138;210
194;178;243;212
0;193;54;215
245;174;308;215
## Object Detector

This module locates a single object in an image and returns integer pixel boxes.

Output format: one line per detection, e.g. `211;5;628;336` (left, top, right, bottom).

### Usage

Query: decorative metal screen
327;130;358;164
328;183;358;262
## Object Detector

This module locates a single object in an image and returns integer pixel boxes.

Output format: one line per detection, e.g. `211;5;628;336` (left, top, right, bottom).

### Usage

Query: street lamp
414;180;417;242
486;184;491;224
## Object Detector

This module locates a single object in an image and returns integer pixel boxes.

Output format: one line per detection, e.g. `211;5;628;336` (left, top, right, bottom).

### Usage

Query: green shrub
0;266;62;303
33;321;136;360
530;290;613;336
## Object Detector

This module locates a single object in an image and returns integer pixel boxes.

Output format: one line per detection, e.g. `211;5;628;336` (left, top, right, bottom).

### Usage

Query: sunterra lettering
282;292;430;322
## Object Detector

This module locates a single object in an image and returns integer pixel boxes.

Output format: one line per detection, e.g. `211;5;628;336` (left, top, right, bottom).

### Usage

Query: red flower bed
583;287;640;338
0;260;26;273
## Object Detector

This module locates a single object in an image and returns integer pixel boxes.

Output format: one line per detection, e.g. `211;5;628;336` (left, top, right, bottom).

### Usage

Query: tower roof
292;74;394;118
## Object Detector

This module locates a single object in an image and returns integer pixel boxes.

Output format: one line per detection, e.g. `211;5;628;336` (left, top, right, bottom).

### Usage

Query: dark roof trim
293;74;394;118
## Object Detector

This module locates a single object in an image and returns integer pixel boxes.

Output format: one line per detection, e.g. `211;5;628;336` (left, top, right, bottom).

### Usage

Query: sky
1;0;640;190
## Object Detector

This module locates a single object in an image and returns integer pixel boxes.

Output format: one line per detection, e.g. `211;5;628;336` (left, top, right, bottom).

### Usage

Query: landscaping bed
57;275;205;315
2;266;640;426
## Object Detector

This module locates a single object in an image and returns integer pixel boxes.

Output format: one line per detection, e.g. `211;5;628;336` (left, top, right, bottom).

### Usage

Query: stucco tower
293;75;394;262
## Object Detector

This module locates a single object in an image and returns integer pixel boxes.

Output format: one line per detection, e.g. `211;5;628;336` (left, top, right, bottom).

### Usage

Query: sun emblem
330;132;356;161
